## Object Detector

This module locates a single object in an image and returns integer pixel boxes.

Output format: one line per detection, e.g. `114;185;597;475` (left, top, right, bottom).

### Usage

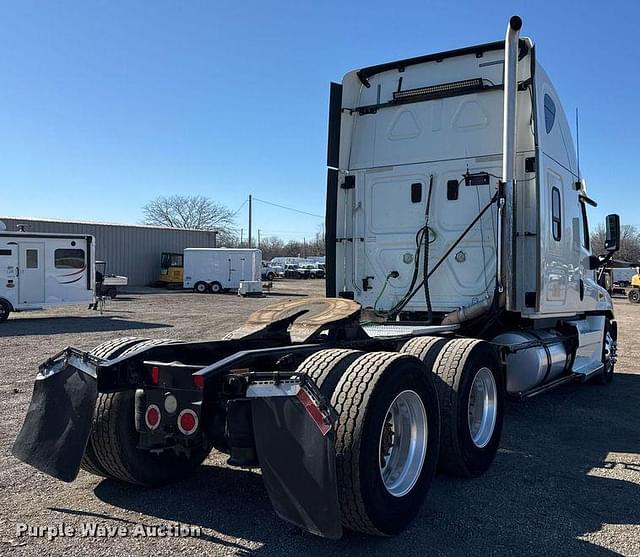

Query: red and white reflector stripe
296;388;331;436
177;409;199;435
145;404;161;430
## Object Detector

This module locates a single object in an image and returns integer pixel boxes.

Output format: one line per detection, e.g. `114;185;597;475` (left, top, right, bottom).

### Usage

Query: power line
252;197;324;219
231;200;247;217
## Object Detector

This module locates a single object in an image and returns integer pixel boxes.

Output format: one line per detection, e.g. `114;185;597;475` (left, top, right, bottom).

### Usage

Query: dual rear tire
298;349;440;536
80;337;212;486
297;338;504;535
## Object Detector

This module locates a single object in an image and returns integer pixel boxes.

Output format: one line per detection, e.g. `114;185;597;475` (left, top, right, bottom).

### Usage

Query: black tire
105;287;117;299
628;289;640;303
331;352;440;536
432;338;504;478
400;336;448;371
210;281;222;294
597;319;617;385
194;281;209;294
81;337;150;477
0;299;11;323
266;272;275;281
83;338;211;485
296;349;363;399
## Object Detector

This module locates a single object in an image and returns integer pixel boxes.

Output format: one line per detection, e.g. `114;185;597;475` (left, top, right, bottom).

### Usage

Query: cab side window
580;201;590;250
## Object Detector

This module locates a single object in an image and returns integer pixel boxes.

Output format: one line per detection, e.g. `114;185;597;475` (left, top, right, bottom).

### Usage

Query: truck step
571;356;604;379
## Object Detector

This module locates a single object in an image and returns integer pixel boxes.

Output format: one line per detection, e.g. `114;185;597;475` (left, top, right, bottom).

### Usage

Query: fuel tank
492;330;569;394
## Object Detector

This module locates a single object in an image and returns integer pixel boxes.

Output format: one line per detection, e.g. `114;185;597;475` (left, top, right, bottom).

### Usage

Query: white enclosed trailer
0;231;95;322
183;248;261;293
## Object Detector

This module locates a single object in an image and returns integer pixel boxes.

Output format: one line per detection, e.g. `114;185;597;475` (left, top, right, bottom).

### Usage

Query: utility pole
257;229;261;247
303;237;306;258
240;229;243;246
248;194;253;248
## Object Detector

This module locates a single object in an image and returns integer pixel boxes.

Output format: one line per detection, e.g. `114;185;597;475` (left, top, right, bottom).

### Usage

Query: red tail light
151;366;160;385
177;409;198;435
193;374;204;389
145;404;161;430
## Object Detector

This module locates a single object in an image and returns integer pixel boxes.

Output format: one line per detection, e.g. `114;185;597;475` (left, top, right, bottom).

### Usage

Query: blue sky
1;1;638;240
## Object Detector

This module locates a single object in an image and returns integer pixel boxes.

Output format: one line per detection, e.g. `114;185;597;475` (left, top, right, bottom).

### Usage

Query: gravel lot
1;281;638;556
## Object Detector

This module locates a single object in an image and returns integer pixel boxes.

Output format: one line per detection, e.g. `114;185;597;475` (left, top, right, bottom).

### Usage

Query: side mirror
605;214;621;253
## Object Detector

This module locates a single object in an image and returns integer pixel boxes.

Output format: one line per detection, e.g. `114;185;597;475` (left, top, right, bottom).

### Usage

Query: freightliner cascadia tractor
13;16;620;538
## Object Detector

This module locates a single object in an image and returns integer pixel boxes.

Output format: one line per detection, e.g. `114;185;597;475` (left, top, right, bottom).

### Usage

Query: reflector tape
296;388;331;436
393;78;485;102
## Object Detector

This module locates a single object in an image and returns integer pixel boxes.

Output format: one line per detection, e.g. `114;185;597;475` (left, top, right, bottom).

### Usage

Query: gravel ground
0;281;638;556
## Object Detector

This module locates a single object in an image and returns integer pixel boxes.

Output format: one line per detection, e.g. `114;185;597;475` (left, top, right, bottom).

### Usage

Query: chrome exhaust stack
498;15;522;307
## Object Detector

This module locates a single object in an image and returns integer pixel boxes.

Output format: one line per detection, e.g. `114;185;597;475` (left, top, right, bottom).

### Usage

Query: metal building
0;217;217;286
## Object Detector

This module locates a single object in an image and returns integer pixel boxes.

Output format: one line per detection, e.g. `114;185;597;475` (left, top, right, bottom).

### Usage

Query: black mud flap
250;386;342;539
12;355;98;482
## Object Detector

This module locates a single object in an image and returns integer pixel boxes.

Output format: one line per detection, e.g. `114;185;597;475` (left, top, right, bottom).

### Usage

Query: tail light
145;404;161;430
177;409;198;435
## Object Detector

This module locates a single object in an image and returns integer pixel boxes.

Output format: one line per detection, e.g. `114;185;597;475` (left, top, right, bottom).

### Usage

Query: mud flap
12;359;97;482
250;388;342;539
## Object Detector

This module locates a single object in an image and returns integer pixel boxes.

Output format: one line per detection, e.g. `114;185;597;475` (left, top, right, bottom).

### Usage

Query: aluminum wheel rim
604;331;617;374
378;389;428;497
467;367;497;448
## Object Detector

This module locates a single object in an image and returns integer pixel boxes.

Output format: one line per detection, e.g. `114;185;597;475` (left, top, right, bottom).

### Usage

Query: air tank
492;330;569;394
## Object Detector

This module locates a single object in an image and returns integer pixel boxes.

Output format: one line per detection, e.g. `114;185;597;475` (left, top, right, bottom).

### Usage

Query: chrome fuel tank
492;330;569;394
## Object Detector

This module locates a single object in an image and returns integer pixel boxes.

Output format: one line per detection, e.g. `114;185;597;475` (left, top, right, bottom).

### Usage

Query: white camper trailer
0;231;95;322
183;248;261;293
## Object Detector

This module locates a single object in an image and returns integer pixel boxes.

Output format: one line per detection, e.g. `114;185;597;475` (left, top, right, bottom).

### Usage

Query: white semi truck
13;16;620;540
0;229;95;322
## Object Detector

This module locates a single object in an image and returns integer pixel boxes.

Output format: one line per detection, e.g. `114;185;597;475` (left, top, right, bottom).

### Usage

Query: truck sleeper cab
12;16;620;540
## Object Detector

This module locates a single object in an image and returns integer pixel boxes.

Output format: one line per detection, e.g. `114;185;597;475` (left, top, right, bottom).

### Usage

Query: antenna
575;107;581;179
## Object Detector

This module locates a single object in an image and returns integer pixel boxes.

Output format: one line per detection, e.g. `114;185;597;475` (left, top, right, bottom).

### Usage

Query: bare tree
591;223;640;263
142;195;236;235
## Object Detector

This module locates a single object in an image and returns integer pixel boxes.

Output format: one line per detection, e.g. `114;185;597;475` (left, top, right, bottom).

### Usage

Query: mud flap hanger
244;373;343;539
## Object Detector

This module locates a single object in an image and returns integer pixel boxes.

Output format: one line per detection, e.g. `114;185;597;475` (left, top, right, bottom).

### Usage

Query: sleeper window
551;187;562;241
55;249;85;269
544;94;556;134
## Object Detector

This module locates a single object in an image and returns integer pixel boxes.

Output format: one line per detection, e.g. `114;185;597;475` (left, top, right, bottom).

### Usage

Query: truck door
18;243;45;304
